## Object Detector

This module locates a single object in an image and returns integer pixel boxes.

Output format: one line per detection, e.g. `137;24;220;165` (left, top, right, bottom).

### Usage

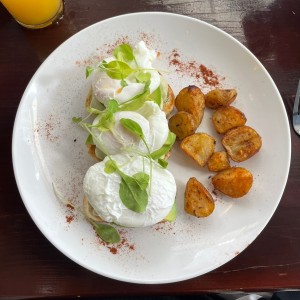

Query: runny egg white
83;154;177;227
91;101;169;156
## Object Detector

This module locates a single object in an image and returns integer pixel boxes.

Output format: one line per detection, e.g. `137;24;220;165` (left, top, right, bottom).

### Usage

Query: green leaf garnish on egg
113;44;135;62
119;172;149;213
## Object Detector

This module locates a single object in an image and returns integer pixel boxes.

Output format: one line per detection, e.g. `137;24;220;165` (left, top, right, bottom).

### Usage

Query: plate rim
11;11;291;284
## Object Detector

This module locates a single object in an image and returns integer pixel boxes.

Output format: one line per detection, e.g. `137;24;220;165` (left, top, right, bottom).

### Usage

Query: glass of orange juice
1;0;64;29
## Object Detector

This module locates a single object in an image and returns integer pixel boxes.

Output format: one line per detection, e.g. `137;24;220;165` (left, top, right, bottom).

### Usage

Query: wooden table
1;0;300;299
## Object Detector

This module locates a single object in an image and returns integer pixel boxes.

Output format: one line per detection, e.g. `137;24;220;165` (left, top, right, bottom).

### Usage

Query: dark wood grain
0;0;300;299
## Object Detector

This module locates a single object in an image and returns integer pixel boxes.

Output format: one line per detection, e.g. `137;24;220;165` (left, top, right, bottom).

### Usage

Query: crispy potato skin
222;125;262;162
185;177;215;217
212;167;253;198
175;85;205;127
207;151;230;172
212;106;247;134
205;89;237;109
180;133;216;167
169;111;196;140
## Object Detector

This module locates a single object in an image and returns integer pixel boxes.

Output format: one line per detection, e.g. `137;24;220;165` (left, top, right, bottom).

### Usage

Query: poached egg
83;154;176;227
92;41;161;107
91;101;169;157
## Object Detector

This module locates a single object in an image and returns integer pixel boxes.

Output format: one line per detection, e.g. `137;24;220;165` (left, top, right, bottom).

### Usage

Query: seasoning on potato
207;151;230;172
222;125;262;162
175;85;205;127
185;177;215;217
212;106;247;134
169;111;197;140
205;88;237;109
180;133;216;167
212;167;253;198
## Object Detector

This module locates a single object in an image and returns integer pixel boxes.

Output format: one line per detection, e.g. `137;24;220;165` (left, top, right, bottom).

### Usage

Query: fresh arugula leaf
113;44;134;62
92;222;121;244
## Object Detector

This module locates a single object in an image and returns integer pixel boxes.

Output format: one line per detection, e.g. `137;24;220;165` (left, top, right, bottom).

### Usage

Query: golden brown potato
205;88;237;109
212;106;247;134
185;177;215;217
169;111;196;140
175;85;205;127
222;125;262;162
212;167;253;198
207;151;230;172
180;133;216;167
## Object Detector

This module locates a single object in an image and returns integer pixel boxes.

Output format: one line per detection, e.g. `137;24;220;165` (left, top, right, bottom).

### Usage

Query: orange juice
1;0;63;28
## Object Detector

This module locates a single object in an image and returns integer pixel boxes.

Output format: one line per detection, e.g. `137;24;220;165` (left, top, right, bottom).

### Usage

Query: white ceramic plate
12;12;291;284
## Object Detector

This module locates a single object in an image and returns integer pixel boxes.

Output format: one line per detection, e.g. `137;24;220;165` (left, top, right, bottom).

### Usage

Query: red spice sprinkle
66;215;74;224
200;64;220;86
168;49;223;89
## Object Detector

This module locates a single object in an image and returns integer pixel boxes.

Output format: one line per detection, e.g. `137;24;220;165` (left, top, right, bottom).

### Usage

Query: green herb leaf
157;158;168;168
120;118;144;139
151;131;176;159
104;160;118;174
119;173;148;213
132;172;150;190
135;71;151;83
96;111;115;131
101;60;133;80
107;99;119;113
113;44;134;62
85;134;94;145
86;66;94;78
149;86;162;106
164;201;177;222
72;117;82;123
93;222;121;244
87;107;104;114
121;79;128;87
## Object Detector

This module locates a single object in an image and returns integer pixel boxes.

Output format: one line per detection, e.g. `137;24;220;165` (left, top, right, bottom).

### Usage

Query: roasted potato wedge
175;85;205;127
169;111;196;140
180;133;216;167
207;151;230;172
205;88;237;109
212;167;253;198
185;177;215;217
222;125;262;162
212;106;247;134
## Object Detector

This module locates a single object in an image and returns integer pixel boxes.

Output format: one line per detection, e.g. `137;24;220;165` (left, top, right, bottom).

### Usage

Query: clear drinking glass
1;0;63;29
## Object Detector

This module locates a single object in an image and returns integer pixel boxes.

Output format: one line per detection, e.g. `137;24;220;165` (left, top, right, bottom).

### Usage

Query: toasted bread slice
83;196;103;222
